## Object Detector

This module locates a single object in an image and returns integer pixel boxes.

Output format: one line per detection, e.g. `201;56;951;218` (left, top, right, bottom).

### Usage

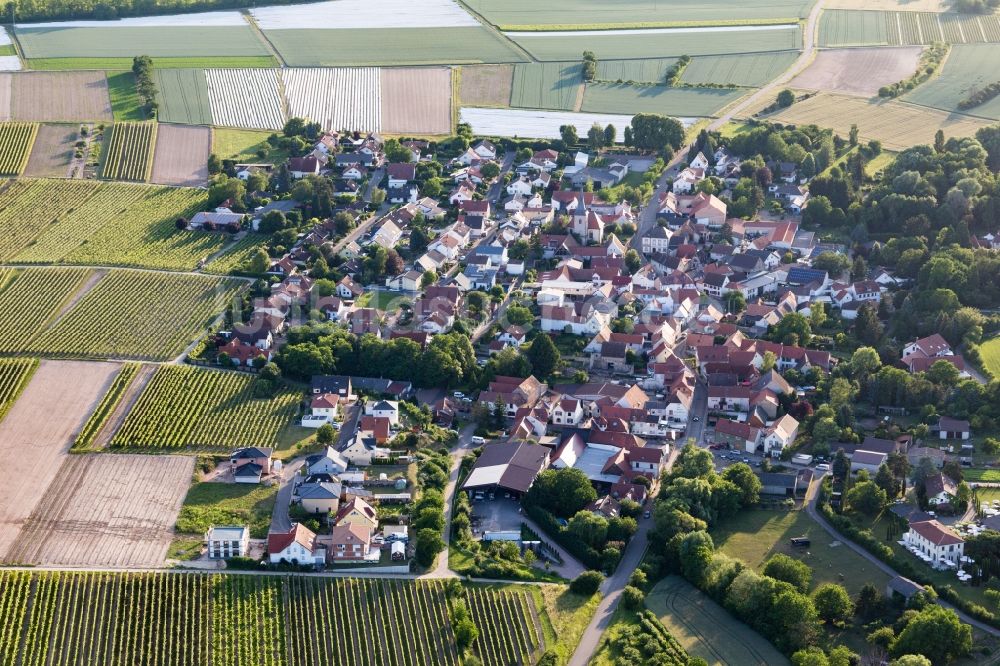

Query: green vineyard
465;587;544;666
25;270;243;361
102;121;156;181
71;362;140;451
0;571;544;666
0;122;39;176
111;364;300;450
0;358;38;421
0;267;92;354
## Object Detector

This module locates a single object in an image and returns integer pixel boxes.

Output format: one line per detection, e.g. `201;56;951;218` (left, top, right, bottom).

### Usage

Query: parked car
643;510;651;519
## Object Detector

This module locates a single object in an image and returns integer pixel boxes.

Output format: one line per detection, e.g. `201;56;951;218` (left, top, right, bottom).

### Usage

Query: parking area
467;494;524;537
708;445;768;472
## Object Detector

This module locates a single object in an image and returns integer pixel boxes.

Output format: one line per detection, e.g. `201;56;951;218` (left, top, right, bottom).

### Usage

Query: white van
471;436;486;445
815;463;831;472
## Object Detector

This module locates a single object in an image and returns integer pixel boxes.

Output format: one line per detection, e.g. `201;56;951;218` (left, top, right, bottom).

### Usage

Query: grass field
581;82;745;116
509;25;801;61
111;365;300;450
682;52;799;86
0;359;38;423
981;336;1000;379
646;576;790;666
764;91;992;150
155;68;212;125
0;122;38;176
26;271;243;361
819;9;1000;46
0;268;92;354
26;56;277;70
264;27;529;66
101;122;155;181
106;72;148;122
210;127;288;162
510;62;583;111
464;0;814;28
15;26;270;59
458;65;514;107
966;468;1000;482
712;508;890;595
904;43;1000;120
175;481;277;538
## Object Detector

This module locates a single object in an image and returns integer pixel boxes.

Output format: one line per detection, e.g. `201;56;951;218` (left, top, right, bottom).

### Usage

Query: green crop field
464;0;813;28
981;336;1000;378
15;26;270;59
3;180;222;270
0;267;92;354
111;364;299;449
509;25;801;61
106;72;148;122
155;68;212;125
904;43;1000;120
681;52;799;86
510;62;583;111
0;358;39;422
71;362;141;451
102;122;156;181
0;571;542;666
819;9;1000;46
27;55;277;70
596;58;676;83
264;27;529;66
581;82;745;116
0;123;39;176
25;270;242;361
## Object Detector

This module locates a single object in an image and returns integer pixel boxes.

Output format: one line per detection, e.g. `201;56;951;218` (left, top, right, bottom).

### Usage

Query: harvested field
0;359;120;561
681;52;799;86
511;62;583;111
765;91;992;150
155;68;212;125
790;46;922;96
459;65;513;107
10;71;112;121
381;67;453;135
5;453;193;567
22;124;76;177
265;27;528;67
905;43;1000;120
282;67;381;132
581;82;745;117
150;123;210;187
206;68;285;129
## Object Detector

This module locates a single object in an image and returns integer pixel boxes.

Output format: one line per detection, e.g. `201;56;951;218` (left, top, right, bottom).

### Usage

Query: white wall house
904;520;964;566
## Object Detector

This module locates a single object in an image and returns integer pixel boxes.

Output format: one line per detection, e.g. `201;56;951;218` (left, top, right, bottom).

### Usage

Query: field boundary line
241;10;287;67
144;121;158;183
453;0;537;63
90;363;155;450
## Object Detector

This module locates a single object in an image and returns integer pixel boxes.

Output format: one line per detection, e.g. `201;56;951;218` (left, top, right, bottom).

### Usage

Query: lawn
26;56;277;70
354;289;410;310
965;468;1000;482
980;335;1000;378
535;585;602;663
174;481;277;539
15;26;270;59
711;508;890;595
581;82;746;117
211;127;287;162
105;72;148;122
646;576;790;665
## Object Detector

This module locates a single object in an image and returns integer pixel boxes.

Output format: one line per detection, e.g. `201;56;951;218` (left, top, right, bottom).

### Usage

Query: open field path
42;268;106;331
241;9;287;67
90;363;156;449
0;360;120;561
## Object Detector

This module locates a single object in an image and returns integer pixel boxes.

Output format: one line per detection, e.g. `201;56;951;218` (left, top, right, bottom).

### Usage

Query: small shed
390;541;406;561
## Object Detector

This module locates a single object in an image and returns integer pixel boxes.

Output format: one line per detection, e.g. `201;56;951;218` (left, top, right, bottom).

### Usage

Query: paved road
270;458;304;533
428;423;478;578
804;474;1000;638
685;380;709;444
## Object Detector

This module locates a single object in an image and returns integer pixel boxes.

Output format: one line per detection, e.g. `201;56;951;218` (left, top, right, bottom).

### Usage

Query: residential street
427;422;478;579
269;458;304;533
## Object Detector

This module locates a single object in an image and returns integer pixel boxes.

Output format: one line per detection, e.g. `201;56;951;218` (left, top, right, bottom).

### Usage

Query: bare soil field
381;67;452;135
11;72;113;122
0;73;10;121
459;65;513;107
150;123;210;187
824;0;952;10
766;91;992;150
22;123;77;177
790;47;922;97
0;359;119;561
5;453;193;567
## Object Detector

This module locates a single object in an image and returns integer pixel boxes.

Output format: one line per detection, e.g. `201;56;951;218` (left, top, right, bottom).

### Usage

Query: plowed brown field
23;123;77;177
381;66;452;135
790;47;923;97
11;72;113;122
150;123;210;187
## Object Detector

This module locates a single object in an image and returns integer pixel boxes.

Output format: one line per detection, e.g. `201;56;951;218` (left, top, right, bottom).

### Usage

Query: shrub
570;570;604;595
622;585;645;610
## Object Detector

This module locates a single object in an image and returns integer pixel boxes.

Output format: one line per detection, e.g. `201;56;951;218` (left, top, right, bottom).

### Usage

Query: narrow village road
270;458;304;533
426;423;478;579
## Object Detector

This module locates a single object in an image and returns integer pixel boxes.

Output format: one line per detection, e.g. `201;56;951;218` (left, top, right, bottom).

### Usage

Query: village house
230;447;273;483
305;446;349;476
937;416;971;440
296;481;343;514
904;520;964;565
205;526;249;559
924;473;958;505
268;523;325;566
334;496;378;532
328;523;372;561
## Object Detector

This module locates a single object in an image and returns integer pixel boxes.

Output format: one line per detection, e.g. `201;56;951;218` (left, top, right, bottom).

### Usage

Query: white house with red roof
904;520;964;565
268;523;325;566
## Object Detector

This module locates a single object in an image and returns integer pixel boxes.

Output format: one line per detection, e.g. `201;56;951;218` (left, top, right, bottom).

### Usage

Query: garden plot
150;123;210;187
461;107;696;142
282;67;380;132
0;360;120;562
10;71;112;121
459;65;513;107
790;47;922;97
155;68;212;125
251;0;478;29
206;68;285;129
381;67;453;135
4;453;193;567
23;123;77;177
905;43;1000;120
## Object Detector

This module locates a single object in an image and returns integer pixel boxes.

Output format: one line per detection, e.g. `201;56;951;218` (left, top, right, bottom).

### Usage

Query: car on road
816;463;831;471
692;416;701;422
643;510;651;519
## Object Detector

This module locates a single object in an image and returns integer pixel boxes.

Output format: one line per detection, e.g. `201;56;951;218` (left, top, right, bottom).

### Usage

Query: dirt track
381;67;452;135
5;453;193;567
11;72;113;122
0;73;11;121
150;123;210;187
0;359;119;561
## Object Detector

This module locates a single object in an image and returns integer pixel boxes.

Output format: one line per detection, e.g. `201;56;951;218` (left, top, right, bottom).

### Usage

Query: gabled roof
267;523;317;554
908;520;963;546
